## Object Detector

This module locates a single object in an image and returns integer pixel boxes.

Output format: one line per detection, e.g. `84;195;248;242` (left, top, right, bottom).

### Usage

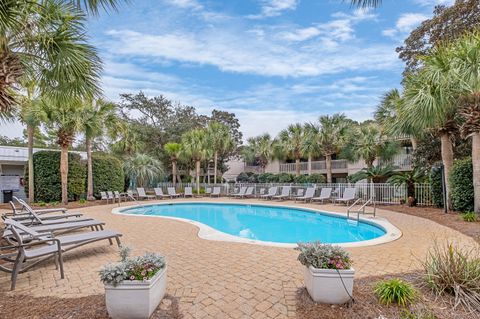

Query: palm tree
164;142;182;187
42;99;86;205
205;122;234;184
124;153;163;188
278;123;305;176
349;0;382;7
343;123;399;169
181;129;207;194
349;165;396;183
109;121;143;156
301;124;321;176
317;114;349;183
242;134;277;172
388;168;427;204
0;1;108;114
82;99;117;200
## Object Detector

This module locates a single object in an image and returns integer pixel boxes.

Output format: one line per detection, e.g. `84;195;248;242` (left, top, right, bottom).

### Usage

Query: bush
450;158;474;212
248;173;258;183
461;212;478;222
429;163;444;208
266;174;279;183
374;279;416;306
293;175;308;183
236;172;250;182
277;173;294;183
296;242;352;270
257;173;274;183
423;242;480;313
25;151;86;202
92;153;125;198
306;173;326;183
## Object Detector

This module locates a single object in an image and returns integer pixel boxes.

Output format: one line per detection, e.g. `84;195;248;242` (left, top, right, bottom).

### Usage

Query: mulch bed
379;205;480;243
0;273;475;319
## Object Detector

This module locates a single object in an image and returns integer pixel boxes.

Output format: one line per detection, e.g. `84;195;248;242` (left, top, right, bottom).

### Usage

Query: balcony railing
279;160;348;174
378;154;413;170
244;165;264;173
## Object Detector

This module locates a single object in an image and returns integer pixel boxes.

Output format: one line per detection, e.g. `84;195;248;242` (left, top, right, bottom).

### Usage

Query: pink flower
130;275;135;280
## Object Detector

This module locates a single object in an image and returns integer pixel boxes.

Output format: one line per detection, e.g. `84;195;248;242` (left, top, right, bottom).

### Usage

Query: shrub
461;211;478;222
293;175;308;183
277;173;294;183
248;173;258;183
374;279;416;306
429;162;444;208
296;242;352;270
258;173;274;183
92;153;125;198
423;242;480;313
450;158;474;212
400;307;437;319
236;172;250;182
266;174;279;183
99;247;166;286
306;173;326;183
25;151;86;202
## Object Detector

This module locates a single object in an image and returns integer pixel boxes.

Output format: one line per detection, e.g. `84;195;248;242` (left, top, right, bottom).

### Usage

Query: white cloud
412;0;454;6
164;0;203;10
248;0;299;19
382;12;429;38
280;27;321;42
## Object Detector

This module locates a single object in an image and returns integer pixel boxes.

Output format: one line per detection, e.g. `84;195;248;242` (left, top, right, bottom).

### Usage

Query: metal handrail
347;198;376;220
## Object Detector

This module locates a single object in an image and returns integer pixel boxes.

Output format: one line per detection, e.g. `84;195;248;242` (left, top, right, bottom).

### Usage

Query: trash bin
2;190;13;203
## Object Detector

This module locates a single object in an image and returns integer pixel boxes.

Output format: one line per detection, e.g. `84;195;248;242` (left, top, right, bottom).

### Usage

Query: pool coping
111;200;402;248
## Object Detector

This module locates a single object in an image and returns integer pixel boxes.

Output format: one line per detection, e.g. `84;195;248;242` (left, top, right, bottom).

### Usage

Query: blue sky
1;0;454;139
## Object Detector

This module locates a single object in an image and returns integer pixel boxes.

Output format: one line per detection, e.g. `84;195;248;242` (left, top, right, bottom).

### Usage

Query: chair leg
11;251;25;290
115;236;121;247
57;252;65;279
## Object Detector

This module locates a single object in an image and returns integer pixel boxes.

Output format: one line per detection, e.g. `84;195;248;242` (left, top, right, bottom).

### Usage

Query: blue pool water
120;203;386;244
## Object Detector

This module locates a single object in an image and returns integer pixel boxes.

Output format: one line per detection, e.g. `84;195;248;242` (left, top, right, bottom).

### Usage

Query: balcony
378;154;413;171
279;160;348;174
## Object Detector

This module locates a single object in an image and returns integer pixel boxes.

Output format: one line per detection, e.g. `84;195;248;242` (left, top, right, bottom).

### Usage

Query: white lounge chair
167;187;181;198
232;187;247;198
210;187;221;197
256;188;266;198
137;188;155;200
184;187;194;198
239;187;254;199
154;188;168;199
113;191;122;202
6;200;82;221
312;188;333;204
272;186;291;200
334;188;356;205
107;191;116;203
295;187;316;203
12;196;69;215
127;190;137;201
8;204;92;226
100;191;109;203
260;187;278;199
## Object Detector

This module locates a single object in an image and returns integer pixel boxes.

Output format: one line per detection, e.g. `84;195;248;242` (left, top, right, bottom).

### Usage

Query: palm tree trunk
295;158;300;176
440;133;453;210
195;160;200;195
326;154;332;183
60;144;69;205
214;151;218;184
27;125;34;203
472;132;480;213
307;155;312;176
172;160;177;187
86;137;94;201
410;137;418;150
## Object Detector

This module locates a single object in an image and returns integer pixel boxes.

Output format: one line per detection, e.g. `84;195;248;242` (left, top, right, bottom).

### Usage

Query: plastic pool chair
136;188;155;200
333;188;356;205
167;187;181;198
7;204;92;226
260;187;278;199
232;187;247;198
5;200;83;222
100;191;109;203
184;187;194;198
272;186;291;200
295;187;316;203
210;187;221;197
12;196;69;215
240;187;254;199
2;219;122;290
312;188;333;204
154;188;168;199
107;191;116;203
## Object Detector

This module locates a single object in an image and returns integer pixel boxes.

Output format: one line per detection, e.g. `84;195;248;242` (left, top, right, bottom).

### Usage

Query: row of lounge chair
1;197;122;290
100;187;224;202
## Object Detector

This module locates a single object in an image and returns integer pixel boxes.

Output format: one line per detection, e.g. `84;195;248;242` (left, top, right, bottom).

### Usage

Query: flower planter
304;266;354;304
104;266;167;319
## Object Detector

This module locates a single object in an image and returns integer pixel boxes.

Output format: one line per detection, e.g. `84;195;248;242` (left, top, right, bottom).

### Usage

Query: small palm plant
374;279;417;307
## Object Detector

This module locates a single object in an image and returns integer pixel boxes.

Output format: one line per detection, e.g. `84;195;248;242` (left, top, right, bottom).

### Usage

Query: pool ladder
347;198;376;221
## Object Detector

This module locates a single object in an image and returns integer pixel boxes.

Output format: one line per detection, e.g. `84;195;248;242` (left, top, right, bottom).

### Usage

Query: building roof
0;145;87;164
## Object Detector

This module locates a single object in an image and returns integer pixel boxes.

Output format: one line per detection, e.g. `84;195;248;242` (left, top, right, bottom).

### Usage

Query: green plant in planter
374;278;416;306
461;211;478;222
296;242;352;270
99;247;166;286
78;199;87;204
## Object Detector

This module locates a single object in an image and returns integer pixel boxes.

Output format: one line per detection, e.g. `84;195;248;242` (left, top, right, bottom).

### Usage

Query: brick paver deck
0;198;477;318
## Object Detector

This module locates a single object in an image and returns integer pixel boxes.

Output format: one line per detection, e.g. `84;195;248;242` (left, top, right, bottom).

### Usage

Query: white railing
379;154;413;170
244;165;264;173
154;182;433;206
279;160;348;174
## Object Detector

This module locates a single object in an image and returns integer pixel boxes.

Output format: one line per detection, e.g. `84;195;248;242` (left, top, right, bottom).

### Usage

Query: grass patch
461;212;478;222
374;278;416;306
423;242;480;313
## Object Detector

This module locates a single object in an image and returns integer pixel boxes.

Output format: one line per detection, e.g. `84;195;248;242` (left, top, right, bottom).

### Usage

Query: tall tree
205;122;234;184
181;129;207;194
124;153;163;188
82;99;117;200
316;114;349;183
302;124;321;176
278;124;305;177
242;134;277;173
164;143;182;186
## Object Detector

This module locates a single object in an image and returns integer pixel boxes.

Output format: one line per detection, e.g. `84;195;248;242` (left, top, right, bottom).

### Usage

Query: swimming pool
117;202;391;246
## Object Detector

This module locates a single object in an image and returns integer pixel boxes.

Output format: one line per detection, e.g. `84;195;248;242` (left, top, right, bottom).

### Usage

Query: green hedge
92;153;125;198
429;162;444;208
241;172;326;184
450;158;474;212
25;151;86;202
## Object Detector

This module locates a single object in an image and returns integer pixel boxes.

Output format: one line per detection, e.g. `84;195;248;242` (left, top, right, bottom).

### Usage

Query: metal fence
155;182;433;206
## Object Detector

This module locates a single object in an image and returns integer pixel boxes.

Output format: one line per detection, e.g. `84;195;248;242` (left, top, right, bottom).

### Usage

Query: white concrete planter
104;266;167;319
304;266;354;304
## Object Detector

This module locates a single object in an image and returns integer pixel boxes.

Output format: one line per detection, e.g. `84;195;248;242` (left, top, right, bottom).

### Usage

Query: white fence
155;182;433;206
